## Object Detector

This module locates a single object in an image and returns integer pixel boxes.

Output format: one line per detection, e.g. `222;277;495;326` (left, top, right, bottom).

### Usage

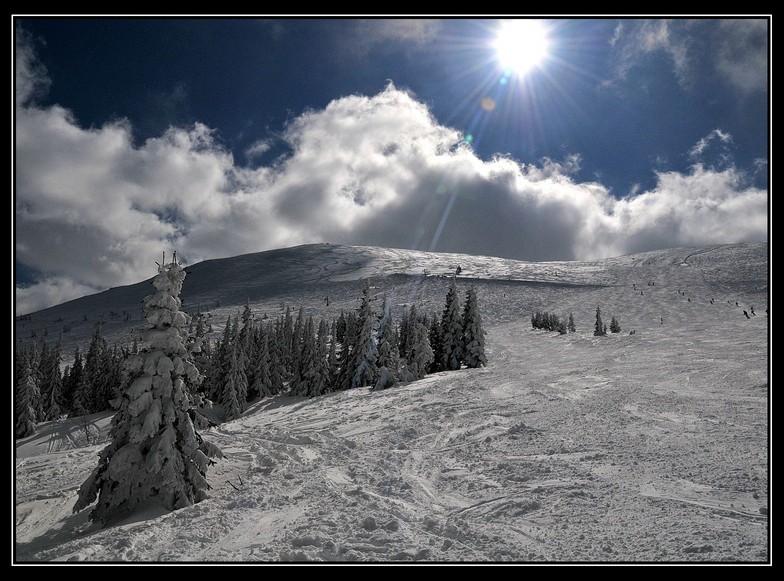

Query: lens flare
480;97;496;111
494;19;549;76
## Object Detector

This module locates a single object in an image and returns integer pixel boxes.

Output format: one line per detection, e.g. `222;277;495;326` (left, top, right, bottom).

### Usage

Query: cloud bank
609;18;768;94
15;34;768;314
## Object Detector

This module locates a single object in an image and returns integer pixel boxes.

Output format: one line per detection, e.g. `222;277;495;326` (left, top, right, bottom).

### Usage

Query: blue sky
14;17;769;314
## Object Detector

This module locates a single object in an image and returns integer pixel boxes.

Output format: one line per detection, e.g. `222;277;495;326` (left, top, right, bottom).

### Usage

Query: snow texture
15;242;768;562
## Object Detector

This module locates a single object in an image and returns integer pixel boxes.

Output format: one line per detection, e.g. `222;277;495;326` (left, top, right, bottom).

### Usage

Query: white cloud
15;28;50;105
16;277;100;316
14;39;768;312
611;19;692;87
245;138;272;160
608;19;768;95
716;19;768;94
359;19;441;45
609;22;623;47
688;128;733;161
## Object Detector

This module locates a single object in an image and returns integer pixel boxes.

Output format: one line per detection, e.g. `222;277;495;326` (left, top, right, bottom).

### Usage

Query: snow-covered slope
14;243;769;562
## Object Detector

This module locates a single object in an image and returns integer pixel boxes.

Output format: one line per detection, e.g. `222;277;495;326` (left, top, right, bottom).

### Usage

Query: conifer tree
327;319;339;389
41;339;64;421
398;308;410;356
594;307;606;337
295;317;325;398
375;295;400;389
220;317;248;419
609;316;621;334
15;360;37;439
312;318;331;395
404;306;433;380
461;287;487;368
428;313;444;373
567;313;576;333
249;326;274;399
63;347;83;413
343;283;378;390
268;322;287;394
440;277;464;370
73;254;222;525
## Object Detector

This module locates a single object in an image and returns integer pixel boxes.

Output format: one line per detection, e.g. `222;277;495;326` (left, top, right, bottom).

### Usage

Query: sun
494;19;549;76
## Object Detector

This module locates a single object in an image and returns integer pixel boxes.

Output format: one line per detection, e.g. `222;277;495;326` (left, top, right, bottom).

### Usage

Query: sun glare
494;20;549;76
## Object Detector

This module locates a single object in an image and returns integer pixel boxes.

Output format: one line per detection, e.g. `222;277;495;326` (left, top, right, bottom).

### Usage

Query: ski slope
14;243;769;562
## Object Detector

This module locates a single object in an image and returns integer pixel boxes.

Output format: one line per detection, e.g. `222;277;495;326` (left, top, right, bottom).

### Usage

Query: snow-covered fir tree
398;308;410;357
403;305;433;380
206;317;232;403
440;277;464;370
289;307;307;394
461;287;487;368
15;359;37;439
221;317;248;420
313;319;332;395
594;307;606;337
24;342;44;423
73;254;222;525
343;283;378;390
41;339;64;421
232;317;249;406
609;316;621;334
375;295;400;390
293;316;316;397
222;346;245;421
249;325;274;399
428;313;444;373
327;319;339;388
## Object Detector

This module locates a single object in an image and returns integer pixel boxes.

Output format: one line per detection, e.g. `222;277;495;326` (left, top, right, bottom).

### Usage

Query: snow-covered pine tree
327;319;339;389
232;317;249;406
34;342;47;421
461;287;487;368
239;303;256;389
70;372;91;418
206;317;232;403
95;345;123;412
296;316;328;398
428;313;444;373
268;321;286;395
249;325;273;399
313;318;331;396
335;311;347;344
282;306;294;375
82;323;107;413
220;317;248;420
398;308;410;357
404;306;433;380
594;307;606;337
289;307;307;394
63;347;83;414
73;254;222;525
15;359;37;439
343;283;378;390
293;316;314;397
375;295;400;390
41;338;64;421
440;277;464;370
609;316;621;333
567;313;576;333
222;345;244;421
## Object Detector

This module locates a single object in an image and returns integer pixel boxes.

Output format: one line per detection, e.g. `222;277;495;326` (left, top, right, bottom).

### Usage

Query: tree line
200;276;486;421
15;277;487;437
